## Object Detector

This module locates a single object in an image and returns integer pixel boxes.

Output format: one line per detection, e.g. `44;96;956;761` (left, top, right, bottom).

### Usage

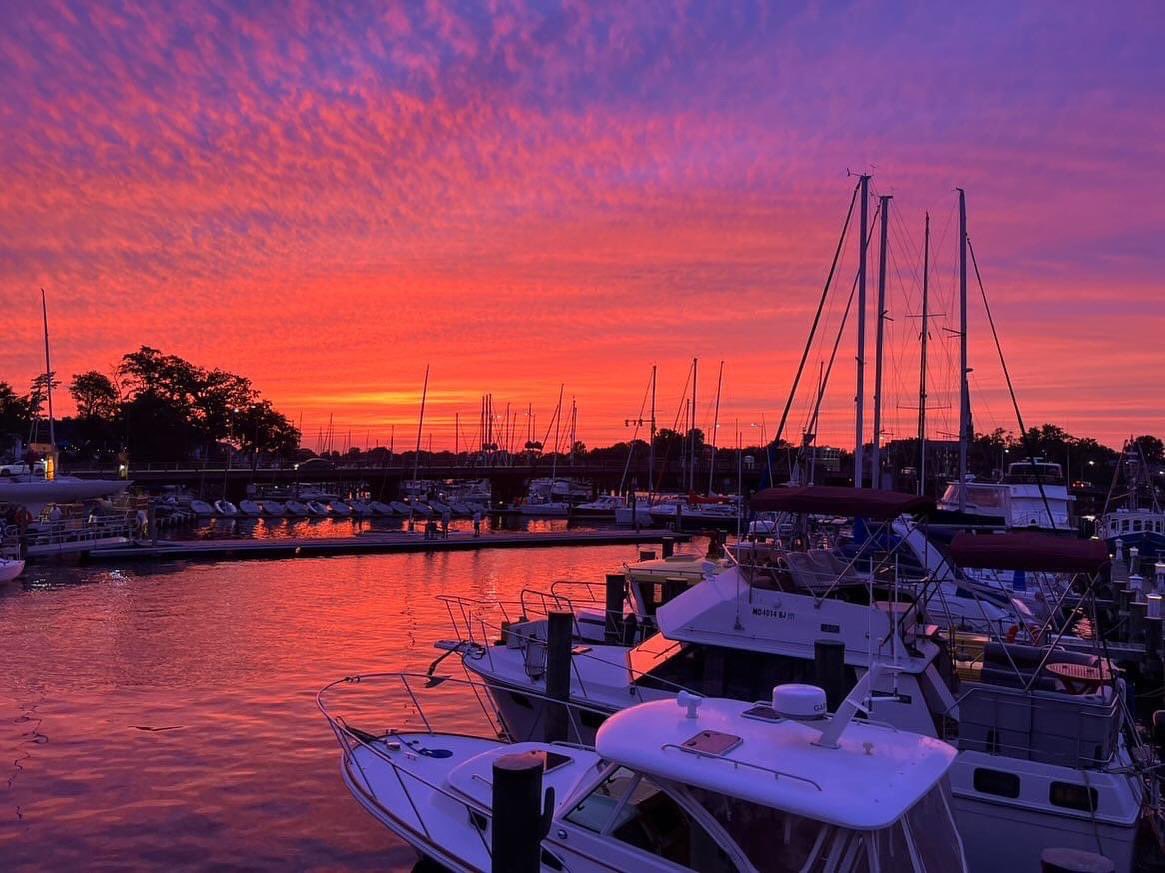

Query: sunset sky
1;1;1162;453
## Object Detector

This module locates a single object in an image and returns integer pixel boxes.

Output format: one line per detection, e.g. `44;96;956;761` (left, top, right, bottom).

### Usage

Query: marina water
0;542;686;870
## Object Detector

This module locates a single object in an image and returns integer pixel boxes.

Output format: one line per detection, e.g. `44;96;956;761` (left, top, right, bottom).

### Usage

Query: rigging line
765;179;860;480
800;199;884;461
619;369;653;494
966;235;1058;529
653;361;694;493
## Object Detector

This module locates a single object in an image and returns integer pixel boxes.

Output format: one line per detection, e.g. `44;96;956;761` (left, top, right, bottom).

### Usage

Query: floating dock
84;528;691;563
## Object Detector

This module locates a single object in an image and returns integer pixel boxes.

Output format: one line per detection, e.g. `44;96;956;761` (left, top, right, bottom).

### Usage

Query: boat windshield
941;483;1006;510
565;767;736;871
901;783;964;871
688;787;829;872
627;633;683;682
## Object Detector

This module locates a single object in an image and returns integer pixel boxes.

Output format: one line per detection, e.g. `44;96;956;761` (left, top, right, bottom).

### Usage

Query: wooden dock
85;528;691;563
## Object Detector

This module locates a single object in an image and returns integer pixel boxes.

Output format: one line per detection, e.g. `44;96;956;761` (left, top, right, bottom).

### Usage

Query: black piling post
661;536;674;559
491;751;554;873
545;610;573;743
814;640;847;711
604;573;624;644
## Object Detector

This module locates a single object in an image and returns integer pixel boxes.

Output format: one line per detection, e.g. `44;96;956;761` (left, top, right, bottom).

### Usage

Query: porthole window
1050;782;1097;812
973;768;1020;798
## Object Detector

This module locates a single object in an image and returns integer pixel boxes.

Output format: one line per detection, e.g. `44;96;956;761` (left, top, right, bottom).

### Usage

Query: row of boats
180;495;489;520
317;484;1163;872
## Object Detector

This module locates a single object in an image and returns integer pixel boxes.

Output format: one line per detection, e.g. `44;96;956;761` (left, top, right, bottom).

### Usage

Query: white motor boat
408;501;434;517
189;499;215;516
368;501;395;516
238;499;264;516
0;558;25;583
428;499;452;516
319;670;965;873
328;500;352;517
518;498;569;516
574;494;626;516
937;459;1075;533
263;500;286;516
214;500;239;517
447;500;472;516
389;500;413;516
306;500;330;517
347;500;373;516
283;500;309;517
614;503;653;526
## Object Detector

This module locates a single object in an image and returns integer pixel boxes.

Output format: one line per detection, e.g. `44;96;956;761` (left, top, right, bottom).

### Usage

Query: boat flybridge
937;458;1075;533
319;667;965;873
441;487;1148;872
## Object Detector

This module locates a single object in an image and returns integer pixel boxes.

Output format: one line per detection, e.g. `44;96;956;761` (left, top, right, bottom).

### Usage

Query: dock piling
544;610;573;743
491;752;554;873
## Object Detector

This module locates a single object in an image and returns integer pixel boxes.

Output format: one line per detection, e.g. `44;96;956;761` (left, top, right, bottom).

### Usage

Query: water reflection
0;539;704;870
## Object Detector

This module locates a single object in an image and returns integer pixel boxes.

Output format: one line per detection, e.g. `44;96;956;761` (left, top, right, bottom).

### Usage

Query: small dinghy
189;499;215;516
238;499;263;516
306;500;329;517
319;668;965;873
329;500;352;517
389;501;412;516
347;500;372;516
368;501;395;516
263;500;286;516
427;499;452;516
408;501;433;517
214;500;239;517
0;558;25;583
283;500;309;517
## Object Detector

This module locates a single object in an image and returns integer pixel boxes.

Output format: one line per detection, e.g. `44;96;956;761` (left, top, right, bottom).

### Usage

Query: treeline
0;345;299;463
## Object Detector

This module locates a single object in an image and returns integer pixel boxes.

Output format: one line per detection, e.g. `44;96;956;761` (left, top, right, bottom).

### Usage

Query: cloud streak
0;1;1161;449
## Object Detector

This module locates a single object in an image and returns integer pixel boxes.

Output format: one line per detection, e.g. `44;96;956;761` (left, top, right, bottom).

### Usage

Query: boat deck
85;528;691;563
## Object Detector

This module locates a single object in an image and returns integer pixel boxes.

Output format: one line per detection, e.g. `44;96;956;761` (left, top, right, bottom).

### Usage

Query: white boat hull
0;559;25;583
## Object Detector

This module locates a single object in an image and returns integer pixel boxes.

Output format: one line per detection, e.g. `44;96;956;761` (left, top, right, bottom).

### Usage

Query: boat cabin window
1049;781;1098;813
687;787;826;872
971;768;1020;798
630;638;857;701
1135;520;1143;532
565;768;734;871
1122;520;1130;532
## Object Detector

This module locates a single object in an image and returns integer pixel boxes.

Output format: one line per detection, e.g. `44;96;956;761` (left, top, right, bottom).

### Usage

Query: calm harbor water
0;540;686;870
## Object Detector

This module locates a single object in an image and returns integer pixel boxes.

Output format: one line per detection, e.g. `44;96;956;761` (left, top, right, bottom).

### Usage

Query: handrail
660;742;823;791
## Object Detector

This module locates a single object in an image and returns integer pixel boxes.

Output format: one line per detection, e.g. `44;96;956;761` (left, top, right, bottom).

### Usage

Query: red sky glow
1;1;1162;452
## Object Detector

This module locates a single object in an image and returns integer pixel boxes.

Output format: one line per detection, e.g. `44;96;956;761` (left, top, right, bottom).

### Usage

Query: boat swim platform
83;528;693;563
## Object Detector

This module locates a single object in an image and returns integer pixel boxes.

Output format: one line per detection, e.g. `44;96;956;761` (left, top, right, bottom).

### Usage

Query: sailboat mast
550;384;564;482
957;189;969;512
413;365;429;485
649;364;657;496
871;195;892;490
690;357;698;491
918;212;930;496
40;289;55;448
707;360;724;493
854;175;870;488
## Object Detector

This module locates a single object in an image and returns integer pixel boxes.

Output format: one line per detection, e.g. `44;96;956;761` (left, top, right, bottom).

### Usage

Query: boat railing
318;671;612;845
660;742;823;790
3;513;137;552
942;681;1121;769
548;578;607;606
